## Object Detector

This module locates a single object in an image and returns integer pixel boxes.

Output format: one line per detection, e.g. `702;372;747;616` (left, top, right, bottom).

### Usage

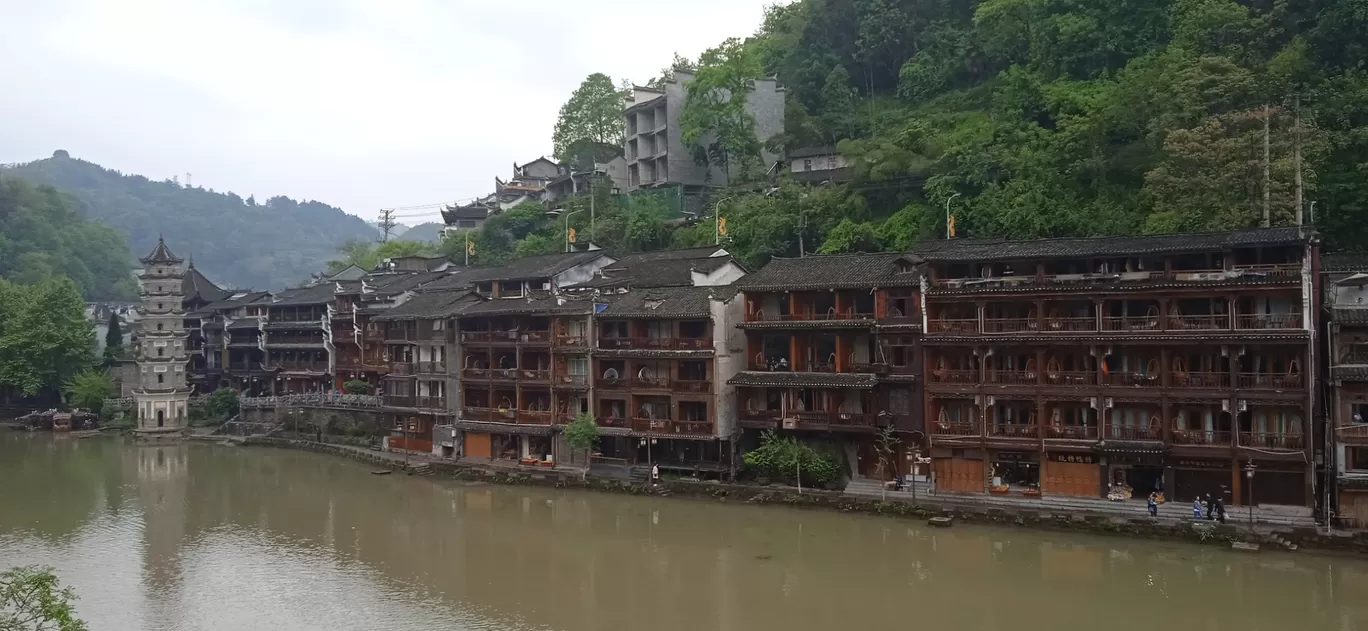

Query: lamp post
711;195;737;246
945;192;962;239
1243;462;1257;531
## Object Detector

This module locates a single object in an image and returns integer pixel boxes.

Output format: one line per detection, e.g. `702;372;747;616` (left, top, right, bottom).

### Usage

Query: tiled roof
598;286;730;319
580;257;736;289
908;226;1312;262
370;271;447;297
728;371;879;389
593;348;713;358
441;202;492;222
737;319;876;331
201;291;271;312
425;251;612;288
608;247;728;264
1333;308;1368;325
140;237;183;265
372;290;477;321
183;266;230;304
451;420;554;436
736;252;919;291
226;319;262;330
457;292;594;317
268;283;336;307
788;146;839;158
1323;252;1368;273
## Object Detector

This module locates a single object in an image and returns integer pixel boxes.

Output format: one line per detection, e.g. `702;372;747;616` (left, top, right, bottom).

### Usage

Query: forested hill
648;0;1368;264
3;152;378;290
0;176;138;300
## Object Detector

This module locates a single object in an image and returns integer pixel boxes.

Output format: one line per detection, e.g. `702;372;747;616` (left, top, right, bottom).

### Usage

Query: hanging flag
947;214;957;238
568;227;577;243
466;239;475;255
718;216;728;236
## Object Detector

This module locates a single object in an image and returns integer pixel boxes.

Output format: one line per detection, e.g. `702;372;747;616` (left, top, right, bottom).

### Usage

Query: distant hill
3;152;378;290
395;222;444;242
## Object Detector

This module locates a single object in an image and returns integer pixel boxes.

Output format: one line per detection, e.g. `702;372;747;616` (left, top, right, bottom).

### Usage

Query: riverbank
200;434;1368;557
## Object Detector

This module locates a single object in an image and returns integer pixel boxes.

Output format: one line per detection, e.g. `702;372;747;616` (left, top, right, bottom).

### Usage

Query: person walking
651;463;660;487
1193;497;1204;520
1206;493;1216;520
1147;492;1159;517
1213;496;1226;524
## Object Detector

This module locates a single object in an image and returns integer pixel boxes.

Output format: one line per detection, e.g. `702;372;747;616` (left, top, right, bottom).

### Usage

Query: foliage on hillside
701;0;1367;261
0;176;137;300
325;239;436;274
3;153;379;290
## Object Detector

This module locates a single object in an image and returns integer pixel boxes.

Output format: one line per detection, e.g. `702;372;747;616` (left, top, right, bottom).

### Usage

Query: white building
132;237;192;435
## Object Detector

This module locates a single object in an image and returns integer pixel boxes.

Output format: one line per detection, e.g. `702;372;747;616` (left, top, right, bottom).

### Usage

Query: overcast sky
0;0;777;224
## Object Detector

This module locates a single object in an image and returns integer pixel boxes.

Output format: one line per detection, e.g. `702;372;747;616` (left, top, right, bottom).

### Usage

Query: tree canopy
0;278;96;401
552;73;628;165
325;239;436;274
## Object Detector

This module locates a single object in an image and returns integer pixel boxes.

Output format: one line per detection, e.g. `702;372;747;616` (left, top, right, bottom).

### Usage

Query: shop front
1041;452;1101;498
1102;449;1166;502
989;450;1039;493
932;447;985;494
1246;460;1309;507
1171;458;1231;503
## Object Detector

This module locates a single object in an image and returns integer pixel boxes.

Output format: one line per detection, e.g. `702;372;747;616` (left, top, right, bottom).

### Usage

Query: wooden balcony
381;395;446;410
671;379;711;394
1172;372;1229;389
1105;425;1162;441
1045;425;1098;440
986;371;1036;386
982;318;1037;333
1238;373;1304;390
790;410;875;429
928;369;978;385
462;367;492;381
518;410;554;425
928;319;979;334
385;329;416;343
463;406;514;422
552;374;589;388
390;363;416;376
273;361;328;372
931;421;980;437
1168;314;1227;330
631;418;713;435
415;361;446;375
1040;317;1096;332
1236;313;1302;330
631;376;671;390
1233;263;1300;278
746;311;875;322
596;377;629;390
555;335;588;348
1171;429;1231;446
1044;371;1095;386
1103;371;1160;388
1240;432;1304;450
1102;316;1160;332
521;330;552;345
988;423;1037;438
598;337;714;351
519;368;552;384
598;415;631;429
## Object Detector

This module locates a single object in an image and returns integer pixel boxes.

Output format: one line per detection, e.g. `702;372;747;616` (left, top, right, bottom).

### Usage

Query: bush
207;388;240;419
342;380;372;395
742;430;845;486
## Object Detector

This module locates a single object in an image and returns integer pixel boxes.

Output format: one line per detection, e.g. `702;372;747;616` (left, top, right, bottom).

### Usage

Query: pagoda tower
133;237;191;435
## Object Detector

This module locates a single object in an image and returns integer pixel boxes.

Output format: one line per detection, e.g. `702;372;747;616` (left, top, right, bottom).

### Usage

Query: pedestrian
1193;497;1203;520
1215;497;1226;524
1206;493;1216;520
1147;492;1158;517
651;463;660;487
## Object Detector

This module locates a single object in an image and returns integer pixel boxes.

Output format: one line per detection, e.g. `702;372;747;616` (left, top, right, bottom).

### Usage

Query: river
2;432;1367;631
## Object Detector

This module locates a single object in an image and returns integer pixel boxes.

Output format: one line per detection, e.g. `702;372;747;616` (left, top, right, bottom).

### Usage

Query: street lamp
1243;462;1257;530
547;208;585;253
711;195;737;246
945;192;962;239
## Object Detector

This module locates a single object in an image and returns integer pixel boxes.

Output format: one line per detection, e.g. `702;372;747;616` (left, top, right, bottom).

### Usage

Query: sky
0;0;778;224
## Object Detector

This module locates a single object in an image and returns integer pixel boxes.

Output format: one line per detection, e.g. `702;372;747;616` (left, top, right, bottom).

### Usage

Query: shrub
207;388;240;419
342;380;372;395
742;430;845;486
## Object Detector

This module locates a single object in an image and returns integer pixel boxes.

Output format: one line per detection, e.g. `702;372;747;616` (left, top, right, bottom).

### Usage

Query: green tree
552;73;627;164
679;38;766;184
0;278;95;400
325;239;435;274
207;387;240;420
0;176;137;300
562;412;600;479
101;311;123;365
0;566;87;631
342;380;372;395
62;370;113;411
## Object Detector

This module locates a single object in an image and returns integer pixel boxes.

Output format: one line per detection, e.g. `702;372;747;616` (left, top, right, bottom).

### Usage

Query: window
568;357;588;376
500;281;523;298
1351;448;1368;471
828;156;839;169
802;158;812;171
476;282;493;295
157;348;164;357
1353;404;1368;424
157;323;164;331
157;374;164;384
432;320;445;331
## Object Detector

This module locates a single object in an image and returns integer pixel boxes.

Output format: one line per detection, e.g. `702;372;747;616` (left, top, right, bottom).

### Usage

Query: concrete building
1323;254;1368;526
132;238;193;435
787;146;853;183
622;69;785;191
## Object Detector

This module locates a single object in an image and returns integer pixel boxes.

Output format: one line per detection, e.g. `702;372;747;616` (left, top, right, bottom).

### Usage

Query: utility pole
186;173;193;188
1262;104;1272;228
377;209;397;242
1294;94;1304;226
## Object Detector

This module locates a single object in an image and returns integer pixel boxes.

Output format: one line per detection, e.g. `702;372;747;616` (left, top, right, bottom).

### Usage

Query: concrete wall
692;261;747;287
552;256;617;289
711;292;747;437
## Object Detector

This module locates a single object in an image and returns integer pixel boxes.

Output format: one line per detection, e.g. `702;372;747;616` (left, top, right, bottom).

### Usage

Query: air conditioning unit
782;418;797;430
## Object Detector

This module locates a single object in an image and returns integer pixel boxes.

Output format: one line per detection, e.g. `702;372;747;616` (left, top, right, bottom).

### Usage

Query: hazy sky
0;0;776;224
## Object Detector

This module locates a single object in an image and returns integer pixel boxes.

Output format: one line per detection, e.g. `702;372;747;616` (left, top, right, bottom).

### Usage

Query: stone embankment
202;435;1368;556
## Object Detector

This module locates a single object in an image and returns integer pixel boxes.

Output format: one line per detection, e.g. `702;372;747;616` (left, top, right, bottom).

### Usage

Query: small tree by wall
873;425;901;500
342;380;372;395
562;412;600;479
207;388;240;420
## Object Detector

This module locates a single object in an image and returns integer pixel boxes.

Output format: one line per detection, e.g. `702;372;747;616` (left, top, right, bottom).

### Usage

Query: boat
371;470;392;475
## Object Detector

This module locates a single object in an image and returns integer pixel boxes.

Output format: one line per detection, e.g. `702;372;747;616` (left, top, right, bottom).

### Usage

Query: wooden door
934;458;985;493
465;432;492;458
1042;461;1101;497
1340;491;1368;528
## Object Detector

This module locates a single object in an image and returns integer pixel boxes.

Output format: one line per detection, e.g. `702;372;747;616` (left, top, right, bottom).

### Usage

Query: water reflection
3;432;1368;631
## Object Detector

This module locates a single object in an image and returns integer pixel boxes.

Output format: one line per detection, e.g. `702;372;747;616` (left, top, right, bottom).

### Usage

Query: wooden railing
598;337;713;350
1238;374;1304;390
1044;371;1095;386
1234;263;1300;278
1046;425;1098;440
520;369;552;383
390;363;416;376
1106;425;1162;441
1240;432;1304;450
415;361;446;375
273;361;328;372
794;411;875;428
553;374;589;387
1040;317;1096;332
631;418;713;435
518;410;554;425
521;331;552;344
928;369;979;384
596;378;629;390
1171;430;1231;446
931;421;980;437
598;415;631;428
986;371;1036;386
385;329;416;343
928;319;979;334
384;395;446;410
1102;316;1160;332
555;335;587;348
1172;372;1229;388
1103;371;1160;387
1237;313;1302;330
982;318;1037;333
631;376;671;389
1168;314;1227;330
988;423;1037;438
746;311;875;322
671;379;711;393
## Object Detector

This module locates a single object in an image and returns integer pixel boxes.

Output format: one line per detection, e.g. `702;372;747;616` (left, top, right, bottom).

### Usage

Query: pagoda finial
188;253;195;269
